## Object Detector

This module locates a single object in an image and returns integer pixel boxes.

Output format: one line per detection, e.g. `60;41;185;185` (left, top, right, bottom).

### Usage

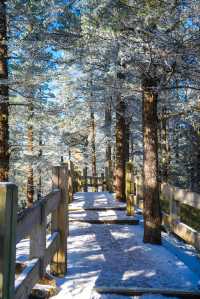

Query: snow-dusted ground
49;192;200;299
16;192;200;299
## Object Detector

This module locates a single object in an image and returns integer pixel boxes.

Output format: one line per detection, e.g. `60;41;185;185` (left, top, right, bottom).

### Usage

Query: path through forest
50;192;200;299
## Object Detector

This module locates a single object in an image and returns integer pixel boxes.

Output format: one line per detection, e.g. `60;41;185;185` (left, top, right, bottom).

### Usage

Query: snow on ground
50;192;200;299
16;192;200;299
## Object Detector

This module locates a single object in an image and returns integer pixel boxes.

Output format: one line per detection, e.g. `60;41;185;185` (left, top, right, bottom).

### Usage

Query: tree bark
105;102;112;162
90;107;97;191
115;97;126;201
160;107;170;182
105;102;113;191
125;120;130;162
0;1;9;181
142;77;162;244
37;131;42;200
27;104;34;206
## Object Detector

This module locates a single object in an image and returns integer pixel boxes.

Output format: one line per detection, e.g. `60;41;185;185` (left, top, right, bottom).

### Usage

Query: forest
1;1;200;299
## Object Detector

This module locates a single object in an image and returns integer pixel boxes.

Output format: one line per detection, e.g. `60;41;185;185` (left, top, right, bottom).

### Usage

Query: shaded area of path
52;192;200;299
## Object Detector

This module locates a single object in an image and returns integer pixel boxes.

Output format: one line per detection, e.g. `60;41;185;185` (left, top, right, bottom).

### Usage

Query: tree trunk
125;120;130;162
37;131;42;200
90;108;97;191
105;103;112;162
105;102;113;191
115;97;126;201
0;1;9;181
27;104;34;206
160;108;170;182
142;77;162;244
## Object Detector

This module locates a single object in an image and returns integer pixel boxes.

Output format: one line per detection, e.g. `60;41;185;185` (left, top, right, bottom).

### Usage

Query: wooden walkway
52;192;200;299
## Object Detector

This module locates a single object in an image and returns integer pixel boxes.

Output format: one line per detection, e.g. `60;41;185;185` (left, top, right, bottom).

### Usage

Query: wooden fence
133;178;200;251
82;167;106;192
0;165;69;299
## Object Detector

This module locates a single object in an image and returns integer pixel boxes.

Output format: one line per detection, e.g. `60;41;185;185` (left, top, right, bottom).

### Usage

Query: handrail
133;178;200;251
0;165;69;299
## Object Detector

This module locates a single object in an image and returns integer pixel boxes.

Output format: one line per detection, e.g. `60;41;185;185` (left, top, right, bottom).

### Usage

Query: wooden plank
69;206;126;212
44;232;60;269
16;202;41;243
173;222;200;251
0;183;17;299
69;219;139;225
173;186;200;210
161;183;200;210
162;213;200;251
15;259;40;299
45;189;61;215
15;234;60;299
95;287;200;298
29;198;46;277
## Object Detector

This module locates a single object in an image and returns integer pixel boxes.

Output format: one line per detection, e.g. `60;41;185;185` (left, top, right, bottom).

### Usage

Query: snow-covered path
51;192;200;299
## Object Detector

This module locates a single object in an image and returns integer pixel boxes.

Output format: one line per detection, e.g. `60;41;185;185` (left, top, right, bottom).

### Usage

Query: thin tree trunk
160;107;170;182
105;103;112;162
105;102;113;191
27;104;34;206
115;97;126;201
142;77;162;244
90;107;97;191
37;131;42;200
0;1;9;181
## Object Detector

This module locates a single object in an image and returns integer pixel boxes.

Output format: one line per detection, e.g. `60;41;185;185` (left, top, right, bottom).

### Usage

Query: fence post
29;201;46;277
169;186;180;230
83;167;88;192
101;173;105;191
70;161;75;197
92;176;98;192
0;183;17;299
51;165;68;276
134;175;143;209
68;161;73;203
105;160;113;192
125;162;134;199
77;171;82;192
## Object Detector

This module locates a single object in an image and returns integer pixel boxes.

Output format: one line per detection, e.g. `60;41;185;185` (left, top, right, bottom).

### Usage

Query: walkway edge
94;287;200;298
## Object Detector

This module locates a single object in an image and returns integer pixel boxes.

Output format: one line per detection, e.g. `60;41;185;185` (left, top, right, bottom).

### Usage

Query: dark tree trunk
115;97;126;201
142;77;162;244
27;164;34;206
90;108;97;191
0;1;9;181
125;121;130;162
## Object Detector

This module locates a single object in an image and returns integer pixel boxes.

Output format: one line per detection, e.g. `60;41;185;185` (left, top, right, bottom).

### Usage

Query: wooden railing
82;167;107;192
0;165;69;299
160;183;200;251
133;178;200;251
